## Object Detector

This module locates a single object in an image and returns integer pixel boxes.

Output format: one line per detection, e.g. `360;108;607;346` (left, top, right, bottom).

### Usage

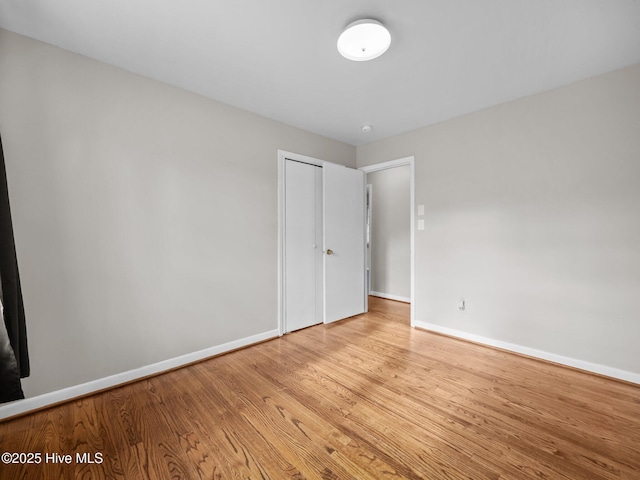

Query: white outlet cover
418;204;425;216
418;219;425;230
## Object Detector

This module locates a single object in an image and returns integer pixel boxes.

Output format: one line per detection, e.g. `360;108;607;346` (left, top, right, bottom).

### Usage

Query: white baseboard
370;291;411;303
415;321;640;385
0;329;279;420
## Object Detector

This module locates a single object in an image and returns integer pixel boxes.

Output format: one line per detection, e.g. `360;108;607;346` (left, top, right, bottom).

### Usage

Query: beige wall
367;166;411;300
358;64;640;375
0;29;355;397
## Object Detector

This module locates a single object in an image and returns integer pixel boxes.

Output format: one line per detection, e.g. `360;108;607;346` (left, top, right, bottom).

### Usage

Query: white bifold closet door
284;158;366;333
323;161;366;323
284;160;323;332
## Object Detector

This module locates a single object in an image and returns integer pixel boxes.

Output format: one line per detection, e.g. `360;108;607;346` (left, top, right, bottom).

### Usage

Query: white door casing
366;183;373;295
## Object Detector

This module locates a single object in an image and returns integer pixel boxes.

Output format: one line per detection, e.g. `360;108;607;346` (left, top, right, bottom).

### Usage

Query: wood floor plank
1;296;638;479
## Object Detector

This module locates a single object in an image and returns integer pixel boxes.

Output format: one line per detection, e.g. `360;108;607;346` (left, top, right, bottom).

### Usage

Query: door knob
326;249;333;255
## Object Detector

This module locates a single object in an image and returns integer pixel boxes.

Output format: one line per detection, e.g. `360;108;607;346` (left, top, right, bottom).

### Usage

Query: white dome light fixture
337;19;391;61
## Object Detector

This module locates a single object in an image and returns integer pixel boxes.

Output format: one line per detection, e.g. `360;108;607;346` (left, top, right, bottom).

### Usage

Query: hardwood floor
1;297;638;479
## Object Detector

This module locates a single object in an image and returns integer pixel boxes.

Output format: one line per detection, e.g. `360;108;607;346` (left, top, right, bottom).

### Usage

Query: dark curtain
0;133;29;403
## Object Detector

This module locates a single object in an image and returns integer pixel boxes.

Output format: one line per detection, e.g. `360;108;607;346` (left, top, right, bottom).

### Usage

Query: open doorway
360;157;415;325
367;165;411;303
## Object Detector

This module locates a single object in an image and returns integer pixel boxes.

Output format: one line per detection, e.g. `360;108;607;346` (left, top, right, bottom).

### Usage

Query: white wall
368;166;411;300
358;64;640;378
0;29;355;399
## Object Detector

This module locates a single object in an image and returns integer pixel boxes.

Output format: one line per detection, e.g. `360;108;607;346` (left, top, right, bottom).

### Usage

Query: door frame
359;156;416;327
365;183;373;296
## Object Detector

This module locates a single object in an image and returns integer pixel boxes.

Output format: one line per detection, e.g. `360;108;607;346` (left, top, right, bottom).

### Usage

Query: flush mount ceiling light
337;19;391;61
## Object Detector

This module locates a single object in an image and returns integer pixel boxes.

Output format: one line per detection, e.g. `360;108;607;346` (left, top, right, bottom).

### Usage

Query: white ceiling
1;0;640;146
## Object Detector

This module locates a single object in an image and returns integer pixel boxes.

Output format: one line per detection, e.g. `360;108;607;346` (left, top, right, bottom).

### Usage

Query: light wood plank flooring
1;297;638;479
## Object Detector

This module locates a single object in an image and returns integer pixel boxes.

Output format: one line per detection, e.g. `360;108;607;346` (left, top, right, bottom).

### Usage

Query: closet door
284;160;323;332
323;162;366;323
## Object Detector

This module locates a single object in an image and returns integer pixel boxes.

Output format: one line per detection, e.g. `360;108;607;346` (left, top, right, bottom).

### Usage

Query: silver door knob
326;249;333;255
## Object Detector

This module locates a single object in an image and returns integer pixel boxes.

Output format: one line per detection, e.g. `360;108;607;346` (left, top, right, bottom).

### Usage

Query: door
284;160;323;332
323;162;366;323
